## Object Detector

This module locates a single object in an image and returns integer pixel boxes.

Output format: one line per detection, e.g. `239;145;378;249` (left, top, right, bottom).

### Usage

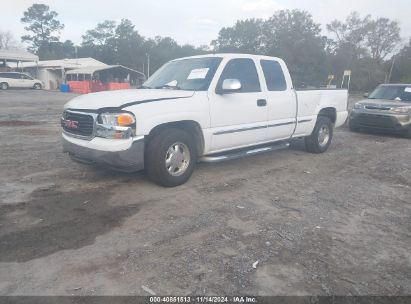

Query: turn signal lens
117;113;135;126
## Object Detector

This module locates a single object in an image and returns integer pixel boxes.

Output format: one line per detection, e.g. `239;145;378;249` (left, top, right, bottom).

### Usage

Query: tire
33;83;42;90
305;116;333;154
0;82;9;90
145;128;197;187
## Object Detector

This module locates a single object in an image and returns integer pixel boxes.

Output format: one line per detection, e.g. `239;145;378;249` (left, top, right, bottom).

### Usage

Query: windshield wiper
155;84;181;90
139;85;152;89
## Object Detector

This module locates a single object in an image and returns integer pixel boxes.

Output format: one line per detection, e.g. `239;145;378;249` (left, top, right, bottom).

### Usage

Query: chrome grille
62;111;95;138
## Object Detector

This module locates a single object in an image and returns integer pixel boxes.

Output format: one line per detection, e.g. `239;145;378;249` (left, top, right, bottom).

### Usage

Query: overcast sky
2;0;411;48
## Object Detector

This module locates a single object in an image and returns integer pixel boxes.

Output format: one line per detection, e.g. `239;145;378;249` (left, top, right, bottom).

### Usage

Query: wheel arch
317;107;337;124
146;120;205;156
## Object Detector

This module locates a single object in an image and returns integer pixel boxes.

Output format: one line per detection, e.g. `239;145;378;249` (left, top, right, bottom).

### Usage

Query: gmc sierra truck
61;54;348;187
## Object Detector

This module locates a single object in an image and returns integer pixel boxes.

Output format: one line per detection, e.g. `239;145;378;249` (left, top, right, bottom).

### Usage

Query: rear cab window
260;60;287;91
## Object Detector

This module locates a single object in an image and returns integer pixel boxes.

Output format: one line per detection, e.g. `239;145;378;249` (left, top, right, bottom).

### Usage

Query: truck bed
293;89;349;137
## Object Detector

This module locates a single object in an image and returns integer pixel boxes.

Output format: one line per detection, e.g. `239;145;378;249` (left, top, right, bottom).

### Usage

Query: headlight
96;112;136;139
390;106;411;114
99;113;136;126
353;103;363;109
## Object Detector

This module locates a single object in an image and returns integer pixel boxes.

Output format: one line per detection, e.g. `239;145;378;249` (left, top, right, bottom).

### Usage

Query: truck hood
357;98;411;109
64;89;195;110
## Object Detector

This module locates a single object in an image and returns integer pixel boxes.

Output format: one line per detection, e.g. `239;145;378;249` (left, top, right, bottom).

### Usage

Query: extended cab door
259;59;297;140
209;58;268;152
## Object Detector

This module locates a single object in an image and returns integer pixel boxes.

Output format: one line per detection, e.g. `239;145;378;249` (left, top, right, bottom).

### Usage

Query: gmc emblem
63;119;79;129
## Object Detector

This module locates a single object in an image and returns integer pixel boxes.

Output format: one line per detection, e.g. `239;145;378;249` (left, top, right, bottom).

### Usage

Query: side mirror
216;79;242;94
363;92;369;98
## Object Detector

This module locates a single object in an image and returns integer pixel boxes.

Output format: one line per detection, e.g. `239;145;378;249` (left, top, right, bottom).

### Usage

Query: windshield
143;57;222;91
368;85;411;102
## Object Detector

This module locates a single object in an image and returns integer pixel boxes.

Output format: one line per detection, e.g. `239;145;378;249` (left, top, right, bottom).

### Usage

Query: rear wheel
33;83;42;90
145;128;197;187
0;82;9;90
305;116;333;153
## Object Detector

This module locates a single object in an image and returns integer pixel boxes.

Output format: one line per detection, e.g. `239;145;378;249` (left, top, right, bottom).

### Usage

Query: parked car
61;54;348;186
349;84;411;137
0;72;43;90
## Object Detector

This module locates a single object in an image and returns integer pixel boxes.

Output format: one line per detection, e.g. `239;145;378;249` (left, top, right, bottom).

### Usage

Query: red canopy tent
65;65;145;94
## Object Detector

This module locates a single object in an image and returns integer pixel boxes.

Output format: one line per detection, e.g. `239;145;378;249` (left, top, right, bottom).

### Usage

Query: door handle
257;99;267;107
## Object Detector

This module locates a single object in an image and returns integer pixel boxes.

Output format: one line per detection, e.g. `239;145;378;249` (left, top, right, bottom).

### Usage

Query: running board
200;142;290;163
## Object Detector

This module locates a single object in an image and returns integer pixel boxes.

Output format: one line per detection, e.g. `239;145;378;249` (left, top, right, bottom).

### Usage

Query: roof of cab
172;53;283;62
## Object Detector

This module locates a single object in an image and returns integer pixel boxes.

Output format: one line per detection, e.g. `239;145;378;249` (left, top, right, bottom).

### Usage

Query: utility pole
146;53;150;78
387;55;396;84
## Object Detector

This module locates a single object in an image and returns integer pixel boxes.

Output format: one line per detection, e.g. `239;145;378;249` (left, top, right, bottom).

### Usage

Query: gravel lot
0;89;410;296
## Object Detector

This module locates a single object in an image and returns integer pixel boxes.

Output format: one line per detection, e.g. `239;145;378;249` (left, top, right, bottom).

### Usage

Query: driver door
209;58;268;152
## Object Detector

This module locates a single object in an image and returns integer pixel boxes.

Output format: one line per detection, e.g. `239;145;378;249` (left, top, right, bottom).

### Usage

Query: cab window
217;58;261;93
260;60;287;91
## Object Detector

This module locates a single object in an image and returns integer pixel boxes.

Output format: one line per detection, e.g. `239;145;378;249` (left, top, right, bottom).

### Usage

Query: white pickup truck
62;54;348;186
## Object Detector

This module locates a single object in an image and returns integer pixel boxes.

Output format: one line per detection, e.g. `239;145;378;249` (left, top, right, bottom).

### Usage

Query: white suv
0;72;43;90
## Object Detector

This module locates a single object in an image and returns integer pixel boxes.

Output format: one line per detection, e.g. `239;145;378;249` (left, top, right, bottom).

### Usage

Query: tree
79;19;205;76
82;20;116;47
0;30;20;49
80;20;117;64
326;12;370;62
263;10;327;87
366;18;401;62
326;12;402;91
114;19;145;69
211;19;265;54
390;40;411;83
212;10;327;87
20;4;64;53
37;40;76;60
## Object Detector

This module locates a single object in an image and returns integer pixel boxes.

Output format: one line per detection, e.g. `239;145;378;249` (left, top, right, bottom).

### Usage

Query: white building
22;58;108;90
0;49;39;71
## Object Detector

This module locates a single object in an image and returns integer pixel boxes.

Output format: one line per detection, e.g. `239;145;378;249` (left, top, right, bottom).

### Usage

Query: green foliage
20;4;64;53
37;40;75;60
211;19;264;54
326;12;401;91
19;4;408;90
79;20;205;76
212;10;327;87
390;40;411;84
264;10;327;87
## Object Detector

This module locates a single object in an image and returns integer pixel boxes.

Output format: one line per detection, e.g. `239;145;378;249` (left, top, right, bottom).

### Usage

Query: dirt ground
0;89;410;296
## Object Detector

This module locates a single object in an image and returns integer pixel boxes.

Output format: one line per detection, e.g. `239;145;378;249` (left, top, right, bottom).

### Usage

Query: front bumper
349;109;411;133
62;134;145;172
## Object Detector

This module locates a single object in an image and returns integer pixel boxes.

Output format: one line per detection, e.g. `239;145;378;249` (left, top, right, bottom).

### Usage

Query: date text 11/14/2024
149;296;257;303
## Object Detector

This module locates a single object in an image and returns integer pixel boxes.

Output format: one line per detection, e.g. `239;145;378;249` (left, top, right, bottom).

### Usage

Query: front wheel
33;83;42;90
305;116;333;153
0;83;9;90
145;128;197;187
